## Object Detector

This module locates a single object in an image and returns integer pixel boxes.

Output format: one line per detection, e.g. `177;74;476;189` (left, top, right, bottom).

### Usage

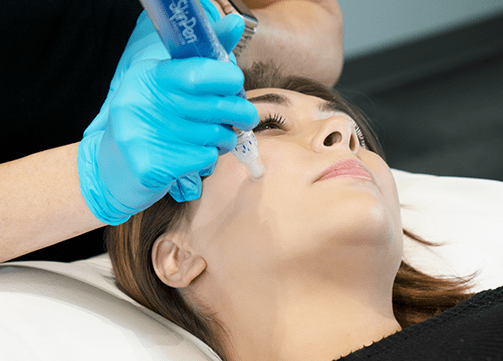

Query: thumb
212;14;245;55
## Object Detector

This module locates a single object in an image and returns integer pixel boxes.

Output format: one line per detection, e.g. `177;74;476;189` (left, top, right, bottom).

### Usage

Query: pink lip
317;159;372;182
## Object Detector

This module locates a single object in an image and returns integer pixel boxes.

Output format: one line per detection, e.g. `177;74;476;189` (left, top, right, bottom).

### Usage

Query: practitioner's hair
105;62;473;361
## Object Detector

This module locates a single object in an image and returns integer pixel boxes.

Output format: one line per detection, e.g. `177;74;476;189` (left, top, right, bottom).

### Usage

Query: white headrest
0;254;221;361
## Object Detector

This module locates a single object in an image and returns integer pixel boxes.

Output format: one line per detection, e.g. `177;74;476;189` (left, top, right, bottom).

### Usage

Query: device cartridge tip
231;130;266;181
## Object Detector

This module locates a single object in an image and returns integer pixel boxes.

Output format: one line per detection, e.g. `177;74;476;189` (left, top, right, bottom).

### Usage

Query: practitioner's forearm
237;0;344;87
0;143;105;263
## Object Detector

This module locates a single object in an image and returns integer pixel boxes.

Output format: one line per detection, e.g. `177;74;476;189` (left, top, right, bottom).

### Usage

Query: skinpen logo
168;0;198;44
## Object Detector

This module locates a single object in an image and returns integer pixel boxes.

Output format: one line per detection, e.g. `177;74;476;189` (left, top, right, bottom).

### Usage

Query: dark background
335;13;503;182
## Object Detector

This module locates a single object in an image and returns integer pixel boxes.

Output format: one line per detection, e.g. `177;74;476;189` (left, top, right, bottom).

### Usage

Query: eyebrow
247;93;291;106
248;93;346;114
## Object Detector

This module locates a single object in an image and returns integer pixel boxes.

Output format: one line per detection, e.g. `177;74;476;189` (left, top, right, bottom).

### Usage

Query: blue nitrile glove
88;9;242;127
85;12;244;204
78;16;257;225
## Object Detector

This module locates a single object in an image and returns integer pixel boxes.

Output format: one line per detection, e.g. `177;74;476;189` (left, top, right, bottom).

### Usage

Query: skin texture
153;88;404;361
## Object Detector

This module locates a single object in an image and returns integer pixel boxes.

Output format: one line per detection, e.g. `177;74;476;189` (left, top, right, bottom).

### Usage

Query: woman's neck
209;274;401;361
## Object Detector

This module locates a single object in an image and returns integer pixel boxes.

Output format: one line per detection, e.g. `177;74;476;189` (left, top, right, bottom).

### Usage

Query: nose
310;116;361;154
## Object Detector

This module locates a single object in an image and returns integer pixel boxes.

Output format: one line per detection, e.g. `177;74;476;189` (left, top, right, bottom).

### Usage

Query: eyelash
253;113;288;133
354;122;367;149
254;112;367;149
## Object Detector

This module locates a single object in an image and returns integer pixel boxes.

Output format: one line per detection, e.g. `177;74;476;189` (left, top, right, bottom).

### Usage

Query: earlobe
152;233;207;289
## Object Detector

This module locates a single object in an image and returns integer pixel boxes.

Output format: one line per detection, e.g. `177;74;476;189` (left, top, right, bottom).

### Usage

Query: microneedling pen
138;0;266;180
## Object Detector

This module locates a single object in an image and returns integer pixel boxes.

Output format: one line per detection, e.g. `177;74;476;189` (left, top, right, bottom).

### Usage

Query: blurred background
336;0;503;181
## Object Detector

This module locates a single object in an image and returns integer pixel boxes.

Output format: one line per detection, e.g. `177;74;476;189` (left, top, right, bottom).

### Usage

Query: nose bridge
310;116;357;153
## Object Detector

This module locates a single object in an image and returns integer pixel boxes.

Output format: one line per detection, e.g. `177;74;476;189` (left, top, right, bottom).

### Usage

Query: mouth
317;159;372;182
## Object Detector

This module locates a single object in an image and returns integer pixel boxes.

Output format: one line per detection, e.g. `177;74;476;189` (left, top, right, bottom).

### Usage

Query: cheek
192;140;304;263
192;151;268;247
209;138;305;211
214;153;249;183
196;153;248;226
257;138;304;184
208;136;289;187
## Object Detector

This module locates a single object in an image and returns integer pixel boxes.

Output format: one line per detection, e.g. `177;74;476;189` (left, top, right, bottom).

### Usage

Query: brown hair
105;62;473;361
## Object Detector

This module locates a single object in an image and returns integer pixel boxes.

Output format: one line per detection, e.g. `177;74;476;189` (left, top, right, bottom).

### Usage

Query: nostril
323;132;341;147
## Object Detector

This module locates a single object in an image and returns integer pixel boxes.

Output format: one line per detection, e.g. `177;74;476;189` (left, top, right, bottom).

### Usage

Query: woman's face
187;88;403;293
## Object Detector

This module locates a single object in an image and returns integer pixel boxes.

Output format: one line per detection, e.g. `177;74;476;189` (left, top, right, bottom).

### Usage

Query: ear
152;232;206;289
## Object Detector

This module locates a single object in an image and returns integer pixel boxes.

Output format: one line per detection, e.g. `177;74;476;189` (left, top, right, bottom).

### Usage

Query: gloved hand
78;14;258;225
87;9;242;138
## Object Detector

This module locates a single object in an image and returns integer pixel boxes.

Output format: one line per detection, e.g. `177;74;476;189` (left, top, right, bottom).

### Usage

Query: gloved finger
212;14;245;55
155;58;244;96
169;171;203;202
111;130;219;190
173;121;237;154
163;91;259;131
125;58;256;130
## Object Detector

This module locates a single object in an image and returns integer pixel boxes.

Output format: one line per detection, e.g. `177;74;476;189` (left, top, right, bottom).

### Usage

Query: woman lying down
105;62;503;361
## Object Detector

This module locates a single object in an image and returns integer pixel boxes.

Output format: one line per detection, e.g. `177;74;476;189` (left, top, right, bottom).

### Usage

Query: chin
318;188;401;248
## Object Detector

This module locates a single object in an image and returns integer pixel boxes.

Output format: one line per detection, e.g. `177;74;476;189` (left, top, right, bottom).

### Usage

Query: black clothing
1;0;143;261
340;286;503;360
